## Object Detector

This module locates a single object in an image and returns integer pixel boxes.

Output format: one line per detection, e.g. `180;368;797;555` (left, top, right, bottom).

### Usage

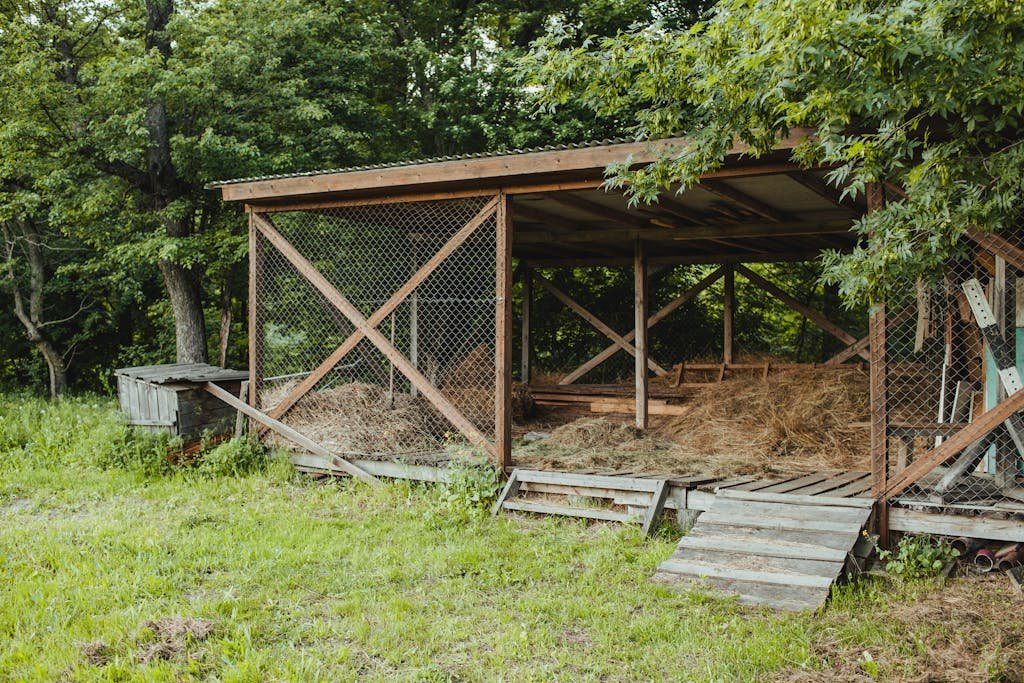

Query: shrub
440;453;501;518
193;437;269;478
878;534;960;579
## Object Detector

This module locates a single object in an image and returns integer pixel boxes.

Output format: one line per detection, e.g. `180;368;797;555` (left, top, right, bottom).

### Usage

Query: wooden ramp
654;489;873;611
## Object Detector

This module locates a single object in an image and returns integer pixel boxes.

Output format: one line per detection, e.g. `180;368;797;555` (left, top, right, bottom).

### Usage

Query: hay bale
443;345;535;421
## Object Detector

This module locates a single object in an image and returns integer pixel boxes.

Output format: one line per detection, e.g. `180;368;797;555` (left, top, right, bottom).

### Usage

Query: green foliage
439;450;502;518
527;0;1024;305
878;534;960;579
192;437;269;479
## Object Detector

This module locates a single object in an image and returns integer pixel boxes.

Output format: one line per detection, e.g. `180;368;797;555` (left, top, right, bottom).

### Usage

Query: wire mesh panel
882;240;1024;508
253;196;498;462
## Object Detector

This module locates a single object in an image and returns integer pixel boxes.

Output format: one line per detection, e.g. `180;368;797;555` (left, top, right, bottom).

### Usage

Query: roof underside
213;132;861;262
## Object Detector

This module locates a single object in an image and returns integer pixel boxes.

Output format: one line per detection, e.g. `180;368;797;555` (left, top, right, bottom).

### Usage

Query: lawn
1;396;1021;681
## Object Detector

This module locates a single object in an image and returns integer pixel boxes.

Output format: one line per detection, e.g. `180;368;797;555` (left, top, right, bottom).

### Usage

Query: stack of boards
531;389;689;416
654;489;873;611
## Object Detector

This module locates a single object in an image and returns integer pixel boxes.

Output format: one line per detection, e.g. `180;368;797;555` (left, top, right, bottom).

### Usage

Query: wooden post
521;263;532;384
495;192;513;471
634;239;649;430
866;182;889;545
410;243;419;397
247;209;264;416
724;264;735;365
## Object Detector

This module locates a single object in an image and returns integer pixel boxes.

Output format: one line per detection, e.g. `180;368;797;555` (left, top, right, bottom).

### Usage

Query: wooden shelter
209;132;1024;548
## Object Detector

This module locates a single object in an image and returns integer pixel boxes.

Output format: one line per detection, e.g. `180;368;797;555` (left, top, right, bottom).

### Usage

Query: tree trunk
159;258;208;363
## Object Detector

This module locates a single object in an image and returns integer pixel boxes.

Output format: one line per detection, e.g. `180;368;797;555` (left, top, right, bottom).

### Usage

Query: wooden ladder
491;469;671;537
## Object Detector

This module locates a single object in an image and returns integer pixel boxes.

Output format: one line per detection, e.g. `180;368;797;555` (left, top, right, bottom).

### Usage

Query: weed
439;455;501;518
192;437;268;478
876;533;960;579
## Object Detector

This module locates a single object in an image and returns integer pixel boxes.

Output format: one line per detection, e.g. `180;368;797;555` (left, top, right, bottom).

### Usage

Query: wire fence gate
248;194;508;465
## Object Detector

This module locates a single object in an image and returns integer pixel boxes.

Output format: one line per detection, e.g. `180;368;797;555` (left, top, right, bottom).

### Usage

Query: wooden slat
674;535;847;562
696;511;863;533
756;472;834;494
700;180;793;223
514;469;663;492
695;523;860;552
888;506;1024;542
251;213;493;454
790;471;870;496
501;500;634;522
263;197;499;423
671;548;840;579
715;488;875;509
967;227;1024;272
656;559;833;589
642;479;670;537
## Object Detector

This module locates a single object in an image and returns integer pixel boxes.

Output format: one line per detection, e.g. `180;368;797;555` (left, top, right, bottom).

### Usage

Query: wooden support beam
734;264;869;358
785;172;863;213
262;198;498;423
635;239;649;430
865;182;888;545
650;195;720;225
202;382;381;486
883;389;1024;499
527;251;832;268
496;193;513;471
559;267;725;384
723;265;735;365
513;219;851;245
700;180;793;223
967;227;1024;272
521;264;532;384
546;192;647;229
247;211;264;414
251;212;494;454
533;271;668;376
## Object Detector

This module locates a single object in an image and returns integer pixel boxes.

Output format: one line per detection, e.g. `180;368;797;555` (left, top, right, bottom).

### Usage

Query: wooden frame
635;239;649;430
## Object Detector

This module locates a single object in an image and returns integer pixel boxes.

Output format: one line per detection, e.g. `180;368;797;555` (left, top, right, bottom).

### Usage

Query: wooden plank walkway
653;489;873;611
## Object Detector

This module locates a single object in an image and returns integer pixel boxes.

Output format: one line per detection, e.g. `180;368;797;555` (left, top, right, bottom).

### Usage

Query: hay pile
262;381;444;456
442;344;534;422
516;368;870;476
660;368;870;474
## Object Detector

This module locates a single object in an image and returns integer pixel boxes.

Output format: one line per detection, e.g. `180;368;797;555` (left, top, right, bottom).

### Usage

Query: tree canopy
526;0;1024;303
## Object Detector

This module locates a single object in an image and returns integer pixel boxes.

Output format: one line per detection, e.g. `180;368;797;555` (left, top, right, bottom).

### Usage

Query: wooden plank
696;511;865;534
559;267;724;385
521;264;531;383
589;402;690;416
882;385;1024;499
529;251;834;269
723;265;735;365
790;471;870;496
642;479;670;536
755;472;833;494
533;270;668;377
694;522;860;551
675;535;848;562
716;488;875;509
671;548;841;579
514;469;662;492
501;499;635;523
826;476;875;498
656;559;833;589
203;382;380;485
654;574;826;611
707;475;760;491
735;265;867;356
967;227;1024;272
263;197;499;423
290;453;449;482
708;499;871;525
888;506;1024;543
496;192;513;470
635;238;649;430
491;469;521;516
728;477;789;492
251;213;493;454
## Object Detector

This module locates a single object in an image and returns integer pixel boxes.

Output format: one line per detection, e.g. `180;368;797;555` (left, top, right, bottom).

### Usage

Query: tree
526;0;1024;304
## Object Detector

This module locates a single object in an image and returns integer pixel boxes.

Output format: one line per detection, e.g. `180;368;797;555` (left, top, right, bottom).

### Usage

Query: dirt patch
80;641;111;667
516;368;869;477
772;575;1024;682
138;617;214;663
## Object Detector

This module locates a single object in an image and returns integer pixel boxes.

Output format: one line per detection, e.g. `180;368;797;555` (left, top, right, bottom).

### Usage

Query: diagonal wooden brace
252;212;494;454
533;271;668;376
258;198;499;422
559;266;725;385
735;264;870;361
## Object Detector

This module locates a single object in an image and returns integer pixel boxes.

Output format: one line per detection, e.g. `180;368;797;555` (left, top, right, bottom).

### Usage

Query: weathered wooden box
115;363;249;441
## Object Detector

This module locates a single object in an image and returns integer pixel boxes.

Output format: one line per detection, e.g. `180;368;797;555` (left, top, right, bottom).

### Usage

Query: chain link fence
253;196;497;463
883;242;1024;509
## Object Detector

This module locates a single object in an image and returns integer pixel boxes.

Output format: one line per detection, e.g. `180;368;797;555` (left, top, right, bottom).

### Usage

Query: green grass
0;394;1017;681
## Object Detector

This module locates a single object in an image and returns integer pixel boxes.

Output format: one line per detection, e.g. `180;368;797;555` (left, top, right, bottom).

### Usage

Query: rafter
700;180;793;223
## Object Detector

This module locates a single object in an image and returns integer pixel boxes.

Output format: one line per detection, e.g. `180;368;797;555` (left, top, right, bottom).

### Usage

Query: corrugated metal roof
204;137;638;189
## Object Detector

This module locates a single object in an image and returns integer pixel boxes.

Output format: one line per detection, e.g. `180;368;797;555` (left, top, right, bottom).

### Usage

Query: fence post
247;208;265;428
866;182;889;546
496;192;513;471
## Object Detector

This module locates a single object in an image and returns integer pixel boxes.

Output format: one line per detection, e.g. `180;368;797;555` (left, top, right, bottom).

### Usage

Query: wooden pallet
653;489;873;611
492;469;670;536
